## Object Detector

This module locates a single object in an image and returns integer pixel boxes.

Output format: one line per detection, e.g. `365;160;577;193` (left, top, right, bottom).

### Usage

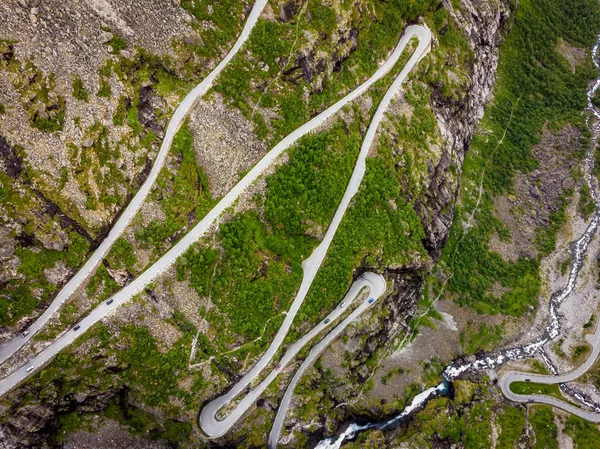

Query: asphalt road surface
0;0;269;367
499;319;600;422
199;24;432;439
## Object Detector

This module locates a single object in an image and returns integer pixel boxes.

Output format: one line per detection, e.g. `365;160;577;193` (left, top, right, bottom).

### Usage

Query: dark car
368;298;375;304
106;299;114;305
324;318;330;324
74;325;81;331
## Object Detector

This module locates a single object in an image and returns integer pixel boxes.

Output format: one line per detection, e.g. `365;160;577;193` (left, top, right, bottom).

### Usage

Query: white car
339;302;345;308
21;330;30;338
26;366;34;372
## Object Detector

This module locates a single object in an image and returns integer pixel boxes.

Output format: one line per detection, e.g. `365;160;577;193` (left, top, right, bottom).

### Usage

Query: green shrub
72;77;88;101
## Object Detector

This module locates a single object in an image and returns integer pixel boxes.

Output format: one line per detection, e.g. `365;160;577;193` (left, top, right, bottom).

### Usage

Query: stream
314;33;600;449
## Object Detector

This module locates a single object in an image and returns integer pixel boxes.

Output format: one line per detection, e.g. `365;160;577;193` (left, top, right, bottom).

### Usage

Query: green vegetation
97;79;111;98
290;107;429;327
72;76;88;101
136;121;213;250
572;343;590;361
102;28;127;55
381;367;406;385
6;320;205;447
86;265;120;304
0;41;67;132
584;313;595;329
496;406;526;449
529;406;558;449
459;322;504;354
179;0;251;62
215;0;440;145
184;210;314;340
510;381;562;399
442;0;600;316
592;89;600;109
579;183;596;219
564;415;600;448
535;190;572;257
393;381;494;448
0;232;89;326
106;238;137;272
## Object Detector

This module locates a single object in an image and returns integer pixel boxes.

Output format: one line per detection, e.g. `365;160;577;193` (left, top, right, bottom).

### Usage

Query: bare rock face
0;135;23;179
137;86;166;138
417;0;512;259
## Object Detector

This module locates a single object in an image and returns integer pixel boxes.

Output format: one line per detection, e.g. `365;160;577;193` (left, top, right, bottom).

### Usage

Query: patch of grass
578;183;596;220
180;0;251;61
572;344;590;361
496;406;526;449
510;381;562;400
97;79;111;98
86;264;120;304
72;76;88;101
106;238;137;272
564;415;600;448
0;232;89;326
529;406;558;449
459;322;504;354
215;0;439;145
104;30;127;55
136;121;213;251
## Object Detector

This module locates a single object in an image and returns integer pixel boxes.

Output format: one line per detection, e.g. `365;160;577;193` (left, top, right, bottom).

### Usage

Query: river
313;32;600;449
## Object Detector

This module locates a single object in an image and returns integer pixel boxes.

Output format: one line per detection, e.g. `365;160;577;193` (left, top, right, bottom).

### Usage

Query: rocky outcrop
417;0;512;258
137;86;166;138
0;136;23;179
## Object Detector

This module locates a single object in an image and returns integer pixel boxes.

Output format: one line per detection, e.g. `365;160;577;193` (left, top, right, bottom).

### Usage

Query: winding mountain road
0;24;430;397
499;319;600;422
0;0;269;366
200;272;386;439
267;275;384;448
200;24;432;440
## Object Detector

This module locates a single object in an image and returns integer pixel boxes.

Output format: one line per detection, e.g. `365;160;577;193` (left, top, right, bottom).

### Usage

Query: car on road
106;299;114;305
525;378;530;382
26;366;34;372
21;331;30;338
275;363;281;371
74;325;81;331
368;298;375;303
324;318;330;324
340;302;345;308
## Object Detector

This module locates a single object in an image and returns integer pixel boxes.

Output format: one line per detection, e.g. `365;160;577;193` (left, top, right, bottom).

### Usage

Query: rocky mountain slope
1;0;600;448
